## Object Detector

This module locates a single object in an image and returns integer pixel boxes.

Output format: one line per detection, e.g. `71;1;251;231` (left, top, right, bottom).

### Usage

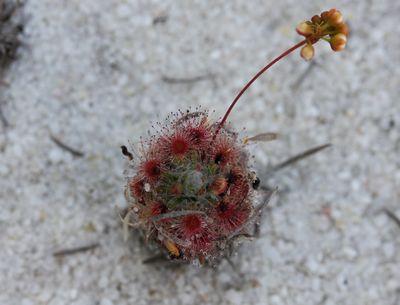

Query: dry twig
50;134;85;157
383;208;400;228
272;143;332;172
161;73;215;84
53;243;99;257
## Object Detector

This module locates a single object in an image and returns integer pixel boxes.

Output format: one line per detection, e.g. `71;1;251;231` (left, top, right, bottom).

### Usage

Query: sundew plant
121;9;348;266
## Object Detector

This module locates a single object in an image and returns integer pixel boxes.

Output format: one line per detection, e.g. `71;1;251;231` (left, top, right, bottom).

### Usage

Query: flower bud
311;15;322;24
336;23;349;36
329;10;343;25
330;33;347;51
300;44;314;60
321;10;330;21
296;21;314;36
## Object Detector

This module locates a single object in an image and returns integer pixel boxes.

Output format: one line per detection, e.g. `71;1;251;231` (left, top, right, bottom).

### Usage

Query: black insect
252;176;260;190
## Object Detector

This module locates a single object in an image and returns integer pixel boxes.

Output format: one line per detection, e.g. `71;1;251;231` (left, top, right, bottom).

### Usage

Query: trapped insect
121;9;348;266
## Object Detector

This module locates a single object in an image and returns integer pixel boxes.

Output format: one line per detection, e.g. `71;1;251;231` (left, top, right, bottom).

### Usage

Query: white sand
1;1;399;304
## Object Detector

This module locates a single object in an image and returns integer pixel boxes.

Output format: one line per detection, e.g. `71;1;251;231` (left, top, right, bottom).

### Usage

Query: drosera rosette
121;9;349;266
122;110;263;265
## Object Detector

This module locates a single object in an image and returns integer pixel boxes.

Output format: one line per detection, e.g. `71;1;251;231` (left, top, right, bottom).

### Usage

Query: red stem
213;39;307;139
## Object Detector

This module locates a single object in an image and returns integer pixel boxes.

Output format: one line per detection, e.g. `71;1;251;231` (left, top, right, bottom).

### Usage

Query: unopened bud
329;10;343;25
336;23;349;36
321;10;330;21
296;22;314;36
300;44;314;60
311;15;322;24
330;33;347;51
